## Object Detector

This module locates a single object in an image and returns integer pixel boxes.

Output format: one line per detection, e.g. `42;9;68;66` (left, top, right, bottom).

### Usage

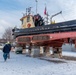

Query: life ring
27;23;31;28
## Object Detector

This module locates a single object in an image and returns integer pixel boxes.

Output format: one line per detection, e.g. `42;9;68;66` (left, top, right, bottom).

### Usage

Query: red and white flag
44;6;46;15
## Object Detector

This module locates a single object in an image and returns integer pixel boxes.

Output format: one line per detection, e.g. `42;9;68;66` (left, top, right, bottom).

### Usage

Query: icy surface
0;50;76;75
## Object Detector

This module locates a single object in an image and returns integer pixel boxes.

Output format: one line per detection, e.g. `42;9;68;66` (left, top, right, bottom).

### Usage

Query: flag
44;7;46;15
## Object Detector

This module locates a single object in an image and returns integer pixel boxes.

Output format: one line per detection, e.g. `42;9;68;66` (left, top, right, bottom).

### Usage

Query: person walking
3;42;11;61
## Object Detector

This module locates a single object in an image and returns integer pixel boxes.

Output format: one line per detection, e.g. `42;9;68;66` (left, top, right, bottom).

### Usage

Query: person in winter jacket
3;42;11;61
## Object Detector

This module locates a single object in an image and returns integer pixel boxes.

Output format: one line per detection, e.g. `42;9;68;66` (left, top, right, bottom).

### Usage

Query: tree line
2;27;14;43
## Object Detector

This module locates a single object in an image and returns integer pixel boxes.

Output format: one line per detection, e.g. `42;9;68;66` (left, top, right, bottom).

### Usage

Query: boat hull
13;20;76;38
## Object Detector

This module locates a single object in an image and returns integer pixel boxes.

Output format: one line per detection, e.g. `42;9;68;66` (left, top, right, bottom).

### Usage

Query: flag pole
44;4;46;15
44;4;49;25
35;0;38;14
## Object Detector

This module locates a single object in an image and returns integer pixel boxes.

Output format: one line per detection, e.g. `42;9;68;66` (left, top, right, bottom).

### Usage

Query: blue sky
0;0;76;38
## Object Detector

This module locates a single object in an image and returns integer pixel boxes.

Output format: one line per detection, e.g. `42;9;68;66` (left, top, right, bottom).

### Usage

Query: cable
61;14;66;21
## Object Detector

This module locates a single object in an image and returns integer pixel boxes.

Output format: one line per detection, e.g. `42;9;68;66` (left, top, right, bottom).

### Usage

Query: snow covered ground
0;50;76;75
63;51;76;57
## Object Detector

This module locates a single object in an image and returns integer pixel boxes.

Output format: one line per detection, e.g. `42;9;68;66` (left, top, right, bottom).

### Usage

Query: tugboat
12;7;76;57
12;7;76;38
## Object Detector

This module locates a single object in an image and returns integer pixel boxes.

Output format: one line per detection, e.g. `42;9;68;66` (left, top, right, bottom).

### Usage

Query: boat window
37;28;39;30
45;28;47;29
48;27;50;29
27;16;30;22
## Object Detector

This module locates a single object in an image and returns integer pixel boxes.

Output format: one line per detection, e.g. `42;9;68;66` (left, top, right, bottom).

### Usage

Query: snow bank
0;51;76;75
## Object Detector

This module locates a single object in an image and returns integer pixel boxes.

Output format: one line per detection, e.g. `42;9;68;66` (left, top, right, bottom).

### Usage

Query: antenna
35;0;38;14
26;8;27;15
27;7;32;15
22;13;25;17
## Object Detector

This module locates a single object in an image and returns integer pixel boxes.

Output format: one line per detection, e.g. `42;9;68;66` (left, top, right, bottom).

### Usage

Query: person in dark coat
3;43;11;61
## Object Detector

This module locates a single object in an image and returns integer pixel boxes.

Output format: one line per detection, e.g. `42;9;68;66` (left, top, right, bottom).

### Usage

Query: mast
35;0;38;14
